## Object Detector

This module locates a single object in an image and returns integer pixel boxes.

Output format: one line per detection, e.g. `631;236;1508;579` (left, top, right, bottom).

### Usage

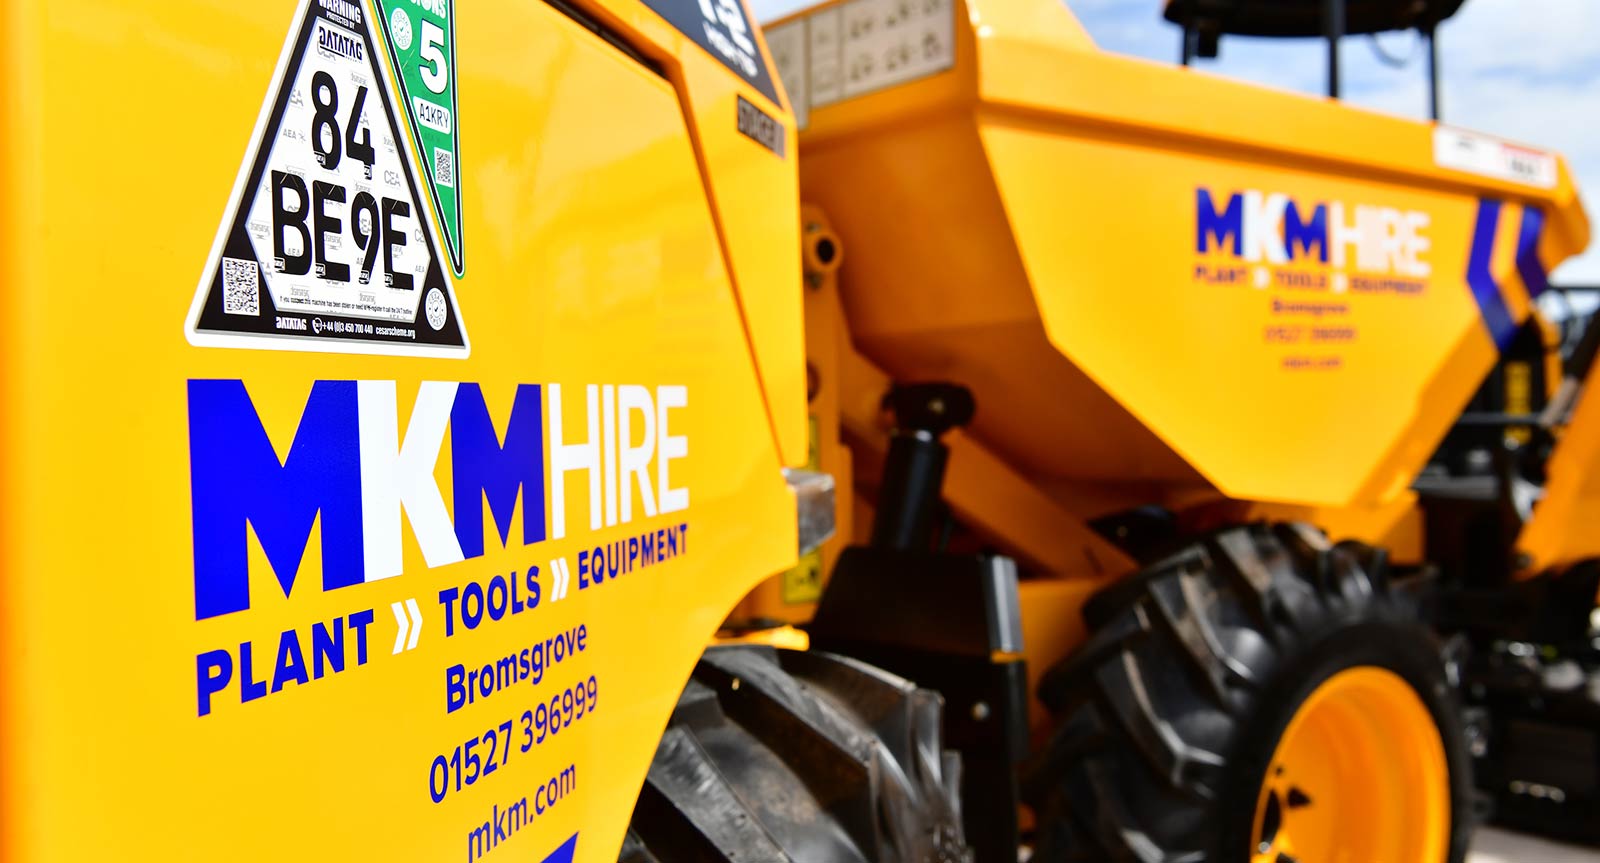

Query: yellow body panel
1516;359;1600;575
792;210;1136;579
575;0;810;469
671;42;810;470
775;0;1590;512
1;1;801;860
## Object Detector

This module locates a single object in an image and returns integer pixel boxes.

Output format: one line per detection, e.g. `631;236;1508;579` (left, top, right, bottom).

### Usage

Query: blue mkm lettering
452;384;546;558
1194;186;1431;277
1196;188;1244;256
189;380;688;622
1284;200;1328;264
189;380;364;621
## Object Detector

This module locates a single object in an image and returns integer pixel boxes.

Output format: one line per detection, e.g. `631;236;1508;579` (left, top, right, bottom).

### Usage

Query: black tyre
622;645;971;863
1025;522;1475;863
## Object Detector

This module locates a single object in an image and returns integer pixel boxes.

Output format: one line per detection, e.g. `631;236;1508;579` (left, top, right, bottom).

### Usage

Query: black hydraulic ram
870;383;976;551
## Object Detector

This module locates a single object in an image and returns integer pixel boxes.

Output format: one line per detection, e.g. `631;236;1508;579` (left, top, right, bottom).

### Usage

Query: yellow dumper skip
772;0;1590;512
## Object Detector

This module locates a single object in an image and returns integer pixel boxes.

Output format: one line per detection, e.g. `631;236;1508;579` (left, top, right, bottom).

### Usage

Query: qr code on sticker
433;147;454;189
221;257;260;316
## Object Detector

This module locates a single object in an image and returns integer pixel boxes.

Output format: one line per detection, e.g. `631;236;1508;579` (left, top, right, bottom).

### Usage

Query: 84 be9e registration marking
187;0;468;357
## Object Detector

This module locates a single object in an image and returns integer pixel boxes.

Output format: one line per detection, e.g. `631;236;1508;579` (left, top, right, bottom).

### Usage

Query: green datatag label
375;0;463;275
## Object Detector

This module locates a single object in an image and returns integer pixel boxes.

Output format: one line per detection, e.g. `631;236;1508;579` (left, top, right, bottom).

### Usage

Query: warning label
187;0;468;357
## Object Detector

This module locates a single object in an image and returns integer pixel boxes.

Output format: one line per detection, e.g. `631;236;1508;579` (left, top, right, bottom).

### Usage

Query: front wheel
621;645;970;863
1026;523;1474;862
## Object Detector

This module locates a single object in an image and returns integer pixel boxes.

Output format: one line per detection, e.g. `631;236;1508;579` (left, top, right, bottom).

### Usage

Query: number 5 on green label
420;20;448;94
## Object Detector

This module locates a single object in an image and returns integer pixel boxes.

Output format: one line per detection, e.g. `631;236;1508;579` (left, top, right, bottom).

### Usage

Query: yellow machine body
1;0;805;860
1516;355;1600;574
742;0;1597;732
767;0;1590;523
6;0;1600;857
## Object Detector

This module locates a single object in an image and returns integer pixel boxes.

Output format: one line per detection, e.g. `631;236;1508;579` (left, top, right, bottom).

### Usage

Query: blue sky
753;0;1600;283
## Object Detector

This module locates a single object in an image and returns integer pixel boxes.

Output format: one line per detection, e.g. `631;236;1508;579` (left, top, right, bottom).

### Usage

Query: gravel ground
1471;827;1599;863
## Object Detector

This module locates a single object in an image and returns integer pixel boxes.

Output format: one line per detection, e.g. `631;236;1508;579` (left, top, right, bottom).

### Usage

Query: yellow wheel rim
1251;667;1450;863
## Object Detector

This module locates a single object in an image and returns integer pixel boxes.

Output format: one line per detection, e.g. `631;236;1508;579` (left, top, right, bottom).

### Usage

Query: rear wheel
622;645;971;863
1250;664;1453;862
1025;522;1473;863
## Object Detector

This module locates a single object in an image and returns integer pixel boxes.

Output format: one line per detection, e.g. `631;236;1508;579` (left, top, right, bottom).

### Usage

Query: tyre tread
624;646;971;863
1026;522;1469;863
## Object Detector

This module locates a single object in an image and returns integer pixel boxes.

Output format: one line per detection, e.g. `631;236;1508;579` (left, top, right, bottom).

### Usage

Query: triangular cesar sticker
373;0;464;276
186;0;468;358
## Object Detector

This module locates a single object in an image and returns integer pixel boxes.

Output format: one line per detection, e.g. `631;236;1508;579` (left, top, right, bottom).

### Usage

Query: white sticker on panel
1434;126;1558;190
762;0;952;130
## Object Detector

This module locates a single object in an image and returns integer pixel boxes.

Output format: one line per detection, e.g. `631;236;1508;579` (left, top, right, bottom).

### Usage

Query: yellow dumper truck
0;0;1593;861
756;0;1597;858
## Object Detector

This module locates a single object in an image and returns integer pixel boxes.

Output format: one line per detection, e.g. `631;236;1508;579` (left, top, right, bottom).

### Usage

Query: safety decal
766;0;955;129
1435;126;1557;190
374;0;464;275
187;0;468;357
736;96;785;158
640;0;781;103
